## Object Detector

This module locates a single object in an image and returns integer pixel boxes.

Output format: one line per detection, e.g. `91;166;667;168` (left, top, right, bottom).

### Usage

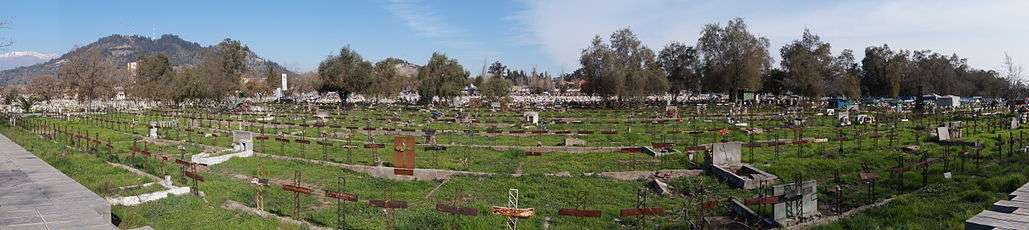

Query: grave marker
491;189;533;230
282;171;312;220
325;176;356;229
393;136;416;176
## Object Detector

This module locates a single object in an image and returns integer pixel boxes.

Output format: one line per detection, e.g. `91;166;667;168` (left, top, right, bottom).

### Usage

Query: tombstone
665;106;679;119
773;180;819;226
937;127;952;141
148;123;159;138
856;115;875;125
523;111;539;125
232;130;254;156
1011;117;1020;130
393;136;416;176
837;112;851;126
705;142;777;189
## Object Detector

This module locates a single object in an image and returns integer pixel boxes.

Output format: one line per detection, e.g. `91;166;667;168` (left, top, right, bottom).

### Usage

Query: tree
171;68;206;102
827;49;862;99
366;58;409;102
317;47;373;103
479;77;512;104
177;39;251;101
658;42;701;94
263;62;280;92
1002;53;1025;98
780;29;833;98
576;28;667;105
57;48;116;102
487;61;507;78
27;75;62;101
861;45;908;98
697;18;771;98
130;54;175;101
417;52;468;105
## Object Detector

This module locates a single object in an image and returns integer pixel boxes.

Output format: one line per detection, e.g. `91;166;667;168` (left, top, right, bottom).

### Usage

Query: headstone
773;180;819;225
148;125;158;138
837;112;851;126
1011;117;1020;130
232;130;254;156
523;112;539;125
937;127;952;141
393;136;416;176
707;142;742;167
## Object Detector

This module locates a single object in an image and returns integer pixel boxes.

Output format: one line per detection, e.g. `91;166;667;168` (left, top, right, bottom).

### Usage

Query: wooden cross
183;162;204;196
369;187;407;229
557;191;601;218
436;192;478;229
619;188;662;229
325;176;357;229
282;171;312;220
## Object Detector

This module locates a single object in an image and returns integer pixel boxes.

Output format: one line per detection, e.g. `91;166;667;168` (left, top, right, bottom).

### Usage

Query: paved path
0;134;117;230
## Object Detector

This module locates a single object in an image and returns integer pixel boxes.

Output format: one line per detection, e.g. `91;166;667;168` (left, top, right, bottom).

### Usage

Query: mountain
0;51;56;71
0;34;292;85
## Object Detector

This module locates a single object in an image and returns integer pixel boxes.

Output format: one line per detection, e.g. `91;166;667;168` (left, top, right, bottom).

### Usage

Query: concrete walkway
0;134;117;230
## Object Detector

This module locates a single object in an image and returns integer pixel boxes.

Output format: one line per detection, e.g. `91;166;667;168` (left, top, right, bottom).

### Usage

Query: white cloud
384;0;496;58
512;0;1029;72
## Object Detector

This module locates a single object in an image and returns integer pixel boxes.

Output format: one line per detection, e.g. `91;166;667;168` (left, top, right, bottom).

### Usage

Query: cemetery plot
6;103;1028;229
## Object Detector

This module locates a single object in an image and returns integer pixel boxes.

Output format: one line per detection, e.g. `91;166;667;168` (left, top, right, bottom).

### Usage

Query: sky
1;0;1028;76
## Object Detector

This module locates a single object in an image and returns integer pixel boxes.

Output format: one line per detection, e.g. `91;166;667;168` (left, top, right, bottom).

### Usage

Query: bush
979;173;1026;193
959;190;994;203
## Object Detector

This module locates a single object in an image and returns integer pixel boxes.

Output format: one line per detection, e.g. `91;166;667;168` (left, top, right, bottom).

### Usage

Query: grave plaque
393;136;416;176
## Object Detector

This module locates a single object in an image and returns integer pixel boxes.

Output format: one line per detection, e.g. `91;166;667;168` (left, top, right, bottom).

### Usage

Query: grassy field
6;103;1028;229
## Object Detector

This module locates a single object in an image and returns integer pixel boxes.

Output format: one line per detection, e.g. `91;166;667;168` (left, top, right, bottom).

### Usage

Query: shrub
960;190;994;203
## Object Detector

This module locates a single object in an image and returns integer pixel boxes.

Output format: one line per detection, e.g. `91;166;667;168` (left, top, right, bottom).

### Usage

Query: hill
0;34;291;85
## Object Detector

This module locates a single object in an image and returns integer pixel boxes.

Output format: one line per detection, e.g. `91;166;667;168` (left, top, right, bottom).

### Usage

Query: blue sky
2;0;1028;75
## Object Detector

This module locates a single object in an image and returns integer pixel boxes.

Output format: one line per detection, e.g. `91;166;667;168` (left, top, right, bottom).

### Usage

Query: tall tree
480;77;513;104
1002;53;1025;98
263;62;280;91
487;61;507;78
189;39;250;100
366;58;409;102
417;52;468;105
658;42;701;94
576;28;667;105
827;49;862;99
861;45;908;98
780;29;833;97
57;48;116;102
697;18;771;98
28;75;62;101
317;47;373;102
130;54;175;101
